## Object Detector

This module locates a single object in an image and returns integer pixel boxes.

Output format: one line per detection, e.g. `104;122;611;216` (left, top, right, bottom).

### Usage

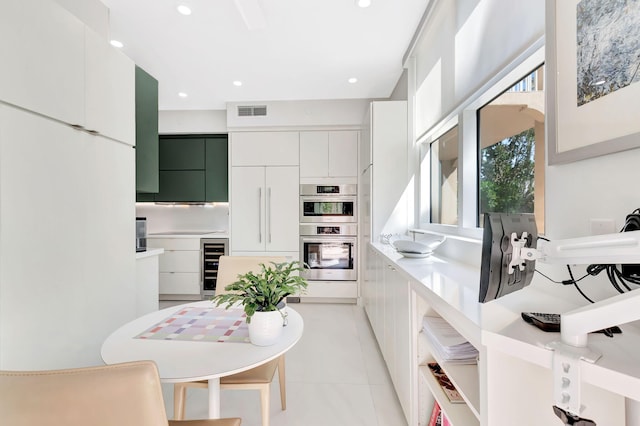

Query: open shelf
419;365;480;426
417;329;481;419
440;361;480;419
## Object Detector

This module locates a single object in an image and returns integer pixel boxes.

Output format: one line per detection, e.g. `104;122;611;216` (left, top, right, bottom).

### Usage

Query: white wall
161;100;371;134
390;70;408;101
159;109;228;134
412;0;545;140
54;0;108;39
537;148;640;303
136;203;229;234
226;99;370;130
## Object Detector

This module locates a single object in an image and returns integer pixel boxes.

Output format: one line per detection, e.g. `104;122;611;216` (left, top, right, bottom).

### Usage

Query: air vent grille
237;105;267;117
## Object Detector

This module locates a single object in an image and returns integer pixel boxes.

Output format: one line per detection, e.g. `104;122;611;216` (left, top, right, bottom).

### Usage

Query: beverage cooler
201;238;228;297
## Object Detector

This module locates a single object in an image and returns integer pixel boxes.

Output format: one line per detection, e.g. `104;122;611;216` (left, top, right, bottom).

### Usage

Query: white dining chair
174;256;288;426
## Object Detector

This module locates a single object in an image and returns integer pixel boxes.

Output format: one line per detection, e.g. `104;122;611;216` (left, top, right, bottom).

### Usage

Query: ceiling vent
237;105;267;117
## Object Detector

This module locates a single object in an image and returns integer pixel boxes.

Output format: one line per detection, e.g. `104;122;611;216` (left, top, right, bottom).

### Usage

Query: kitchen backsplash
135;203;229;233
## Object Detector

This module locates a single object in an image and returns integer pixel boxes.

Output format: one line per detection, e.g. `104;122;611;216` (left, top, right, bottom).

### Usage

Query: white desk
101;301;304;418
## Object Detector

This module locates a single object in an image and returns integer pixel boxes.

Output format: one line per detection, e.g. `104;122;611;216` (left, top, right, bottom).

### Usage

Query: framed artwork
546;0;640;164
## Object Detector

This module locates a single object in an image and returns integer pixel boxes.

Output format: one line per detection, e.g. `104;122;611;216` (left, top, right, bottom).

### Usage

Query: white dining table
101;301;304;419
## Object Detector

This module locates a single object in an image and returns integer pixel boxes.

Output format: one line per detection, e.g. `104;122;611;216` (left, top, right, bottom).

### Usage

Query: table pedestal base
208;378;221;419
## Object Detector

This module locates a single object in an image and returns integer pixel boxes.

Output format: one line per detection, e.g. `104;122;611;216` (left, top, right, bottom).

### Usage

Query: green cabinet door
159;137;205;170
205;136;228;202
139;134;228;203
135;66;159;194
155;170;206;202
136;192;156;202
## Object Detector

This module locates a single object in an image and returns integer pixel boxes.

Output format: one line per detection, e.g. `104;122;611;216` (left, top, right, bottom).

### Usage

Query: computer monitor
479;213;538;303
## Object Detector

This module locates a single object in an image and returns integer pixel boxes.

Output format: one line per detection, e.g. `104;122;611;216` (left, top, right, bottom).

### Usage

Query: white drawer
148;237;200;251
159;250;200;273
159;272;200;295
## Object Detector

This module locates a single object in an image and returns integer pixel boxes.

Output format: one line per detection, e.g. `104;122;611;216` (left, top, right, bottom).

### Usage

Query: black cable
584;208;640;295
567;265;595;304
534;210;640;303
534;268;589;285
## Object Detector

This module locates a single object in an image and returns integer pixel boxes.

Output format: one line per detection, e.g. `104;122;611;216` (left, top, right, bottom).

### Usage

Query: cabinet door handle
267;187;272;243
258;187;262;243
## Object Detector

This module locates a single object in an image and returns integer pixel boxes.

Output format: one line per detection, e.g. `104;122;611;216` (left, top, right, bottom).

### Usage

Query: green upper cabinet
135;65;159;194
155;170;206;202
145;134;228;203
159;137;205;170
205;136;228;202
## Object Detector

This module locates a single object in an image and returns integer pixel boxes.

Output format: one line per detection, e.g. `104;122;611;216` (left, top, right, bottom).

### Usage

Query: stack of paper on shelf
422;316;479;364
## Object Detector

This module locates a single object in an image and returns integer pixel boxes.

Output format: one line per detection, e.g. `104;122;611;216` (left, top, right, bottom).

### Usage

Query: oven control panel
300;223;357;236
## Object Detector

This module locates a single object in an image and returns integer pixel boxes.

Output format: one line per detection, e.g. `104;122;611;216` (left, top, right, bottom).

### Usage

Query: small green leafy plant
211;261;308;323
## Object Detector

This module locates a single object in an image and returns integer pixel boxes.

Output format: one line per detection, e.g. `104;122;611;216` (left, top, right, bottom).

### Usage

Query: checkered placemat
135;306;249;343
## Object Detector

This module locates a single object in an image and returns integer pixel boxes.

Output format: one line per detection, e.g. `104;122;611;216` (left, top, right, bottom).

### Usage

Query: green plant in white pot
211;261;308;346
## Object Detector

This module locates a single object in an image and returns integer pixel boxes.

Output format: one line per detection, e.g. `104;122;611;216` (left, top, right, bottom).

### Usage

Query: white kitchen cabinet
230;166;299;253
328;131;358;177
157;273;201;297
0;0;136;372
158;250;200;273
299;131;329;177
231;132;299;166
385;261;411;418
0;0;134;146
360;101;408;243
136;249;163;316
363;247;411;423
300;130;359;178
84;27;135;145
147;237;202;300
0;103;136;369
0;0;85;126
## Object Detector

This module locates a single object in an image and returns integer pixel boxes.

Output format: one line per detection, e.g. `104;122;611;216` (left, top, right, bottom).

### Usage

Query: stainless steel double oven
299;184;357;281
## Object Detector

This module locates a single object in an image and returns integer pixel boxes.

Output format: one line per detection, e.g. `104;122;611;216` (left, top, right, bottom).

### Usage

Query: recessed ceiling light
110;40;124;48
356;0;371;8
233;81;243;87
348;77;358;84
177;4;192;15
178;92;188;98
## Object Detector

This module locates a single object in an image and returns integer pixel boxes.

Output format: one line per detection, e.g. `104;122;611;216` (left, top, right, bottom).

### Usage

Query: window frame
415;45;545;241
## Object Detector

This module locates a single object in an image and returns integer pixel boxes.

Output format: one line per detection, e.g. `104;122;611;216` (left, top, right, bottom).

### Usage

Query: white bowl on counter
392;235;446;258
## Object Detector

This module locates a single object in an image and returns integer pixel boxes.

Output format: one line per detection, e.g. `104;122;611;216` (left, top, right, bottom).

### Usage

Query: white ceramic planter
248;308;287;346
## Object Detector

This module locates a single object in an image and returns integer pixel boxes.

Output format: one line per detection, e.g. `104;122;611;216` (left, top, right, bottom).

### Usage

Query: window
430;126;459;225
478;65;545;232
416;47;544;237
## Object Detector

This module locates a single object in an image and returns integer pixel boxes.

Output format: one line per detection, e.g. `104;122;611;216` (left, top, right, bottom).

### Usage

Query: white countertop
136;248;164;260
371;242;640;401
147;231;229;239
370;242;483;346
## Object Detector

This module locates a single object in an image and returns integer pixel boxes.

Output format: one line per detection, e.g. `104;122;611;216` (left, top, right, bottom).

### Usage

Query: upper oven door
300;196;357;223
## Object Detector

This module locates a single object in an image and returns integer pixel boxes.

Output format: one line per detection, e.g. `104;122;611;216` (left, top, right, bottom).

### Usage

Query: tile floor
159;302;407;426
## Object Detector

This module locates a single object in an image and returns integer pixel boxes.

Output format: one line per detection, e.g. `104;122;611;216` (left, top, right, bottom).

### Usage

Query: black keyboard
521;312;560;332
521;312;623;335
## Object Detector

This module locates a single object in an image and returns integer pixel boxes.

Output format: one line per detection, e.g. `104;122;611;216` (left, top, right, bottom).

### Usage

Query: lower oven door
300;236;357;281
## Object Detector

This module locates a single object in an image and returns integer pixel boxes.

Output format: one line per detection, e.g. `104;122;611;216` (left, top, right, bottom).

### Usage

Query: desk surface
101;301;303;383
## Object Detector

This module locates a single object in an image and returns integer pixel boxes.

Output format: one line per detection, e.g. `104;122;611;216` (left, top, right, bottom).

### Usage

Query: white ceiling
100;0;428;110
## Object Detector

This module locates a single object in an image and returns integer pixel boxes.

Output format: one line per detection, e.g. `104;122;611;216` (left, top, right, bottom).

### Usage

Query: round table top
101;301;303;383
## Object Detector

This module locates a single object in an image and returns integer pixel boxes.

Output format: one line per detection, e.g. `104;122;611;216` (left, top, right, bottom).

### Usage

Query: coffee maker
136;217;147;252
